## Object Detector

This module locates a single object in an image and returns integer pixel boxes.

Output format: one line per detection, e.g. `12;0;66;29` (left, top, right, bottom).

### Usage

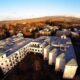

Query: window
5;60;7;62
1;63;3;65
3;67;5;70
16;57;18;59
9;59;11;62
35;49;37;51
24;48;26;51
19;52;21;55
8;68;9;70
10;63;12;66
15;53;17;56
32;49;34;51
15;56;16;58
20;56;21;58
2;56;3;58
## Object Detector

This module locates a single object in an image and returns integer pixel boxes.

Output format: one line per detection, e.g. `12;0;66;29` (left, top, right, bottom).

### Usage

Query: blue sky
0;0;80;20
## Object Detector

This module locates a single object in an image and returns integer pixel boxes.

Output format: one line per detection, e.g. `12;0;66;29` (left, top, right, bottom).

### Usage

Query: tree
2;24;10;38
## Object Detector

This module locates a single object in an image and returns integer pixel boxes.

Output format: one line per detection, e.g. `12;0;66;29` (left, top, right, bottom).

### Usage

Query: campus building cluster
38;25;58;36
0;33;78;79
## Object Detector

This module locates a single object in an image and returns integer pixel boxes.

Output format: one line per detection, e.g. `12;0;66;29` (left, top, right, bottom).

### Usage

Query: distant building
39;28;51;36
17;31;23;37
56;30;71;37
47;25;59;31
71;31;80;37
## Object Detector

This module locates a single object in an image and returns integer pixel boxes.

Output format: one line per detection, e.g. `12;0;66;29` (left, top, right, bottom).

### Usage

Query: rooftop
65;45;76;63
0;35;77;66
49;48;57;54
66;58;78;66
0;36;32;57
57;53;65;58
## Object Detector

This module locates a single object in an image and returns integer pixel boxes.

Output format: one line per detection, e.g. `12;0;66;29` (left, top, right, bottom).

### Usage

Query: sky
0;0;80;21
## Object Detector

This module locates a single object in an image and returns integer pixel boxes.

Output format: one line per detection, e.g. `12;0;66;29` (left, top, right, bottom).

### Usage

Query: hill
0;16;80;25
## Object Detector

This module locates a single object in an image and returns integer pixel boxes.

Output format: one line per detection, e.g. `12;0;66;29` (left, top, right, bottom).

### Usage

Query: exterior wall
40;42;47;48
48;52;53;65
55;58;61;71
40;42;48;54
44;48;49;59
26;41;43;54
48;52;56;65
0;58;10;74
28;42;40;47
55;57;65;71
0;44;29;74
63;65;78;79
43;45;51;60
0;36;78;80
0;54;6;61
60;59;65;71
48;49;57;65
27;47;42;54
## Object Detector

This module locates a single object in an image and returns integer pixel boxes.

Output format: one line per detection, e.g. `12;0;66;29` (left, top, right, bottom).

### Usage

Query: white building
0;35;78;79
48;48;57;65
44;45;52;60
63;45;78;79
55;53;65;71
63;59;78;79
0;35;31;74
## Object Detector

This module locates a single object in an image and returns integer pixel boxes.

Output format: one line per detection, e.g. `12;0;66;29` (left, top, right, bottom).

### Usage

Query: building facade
0;35;78;79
